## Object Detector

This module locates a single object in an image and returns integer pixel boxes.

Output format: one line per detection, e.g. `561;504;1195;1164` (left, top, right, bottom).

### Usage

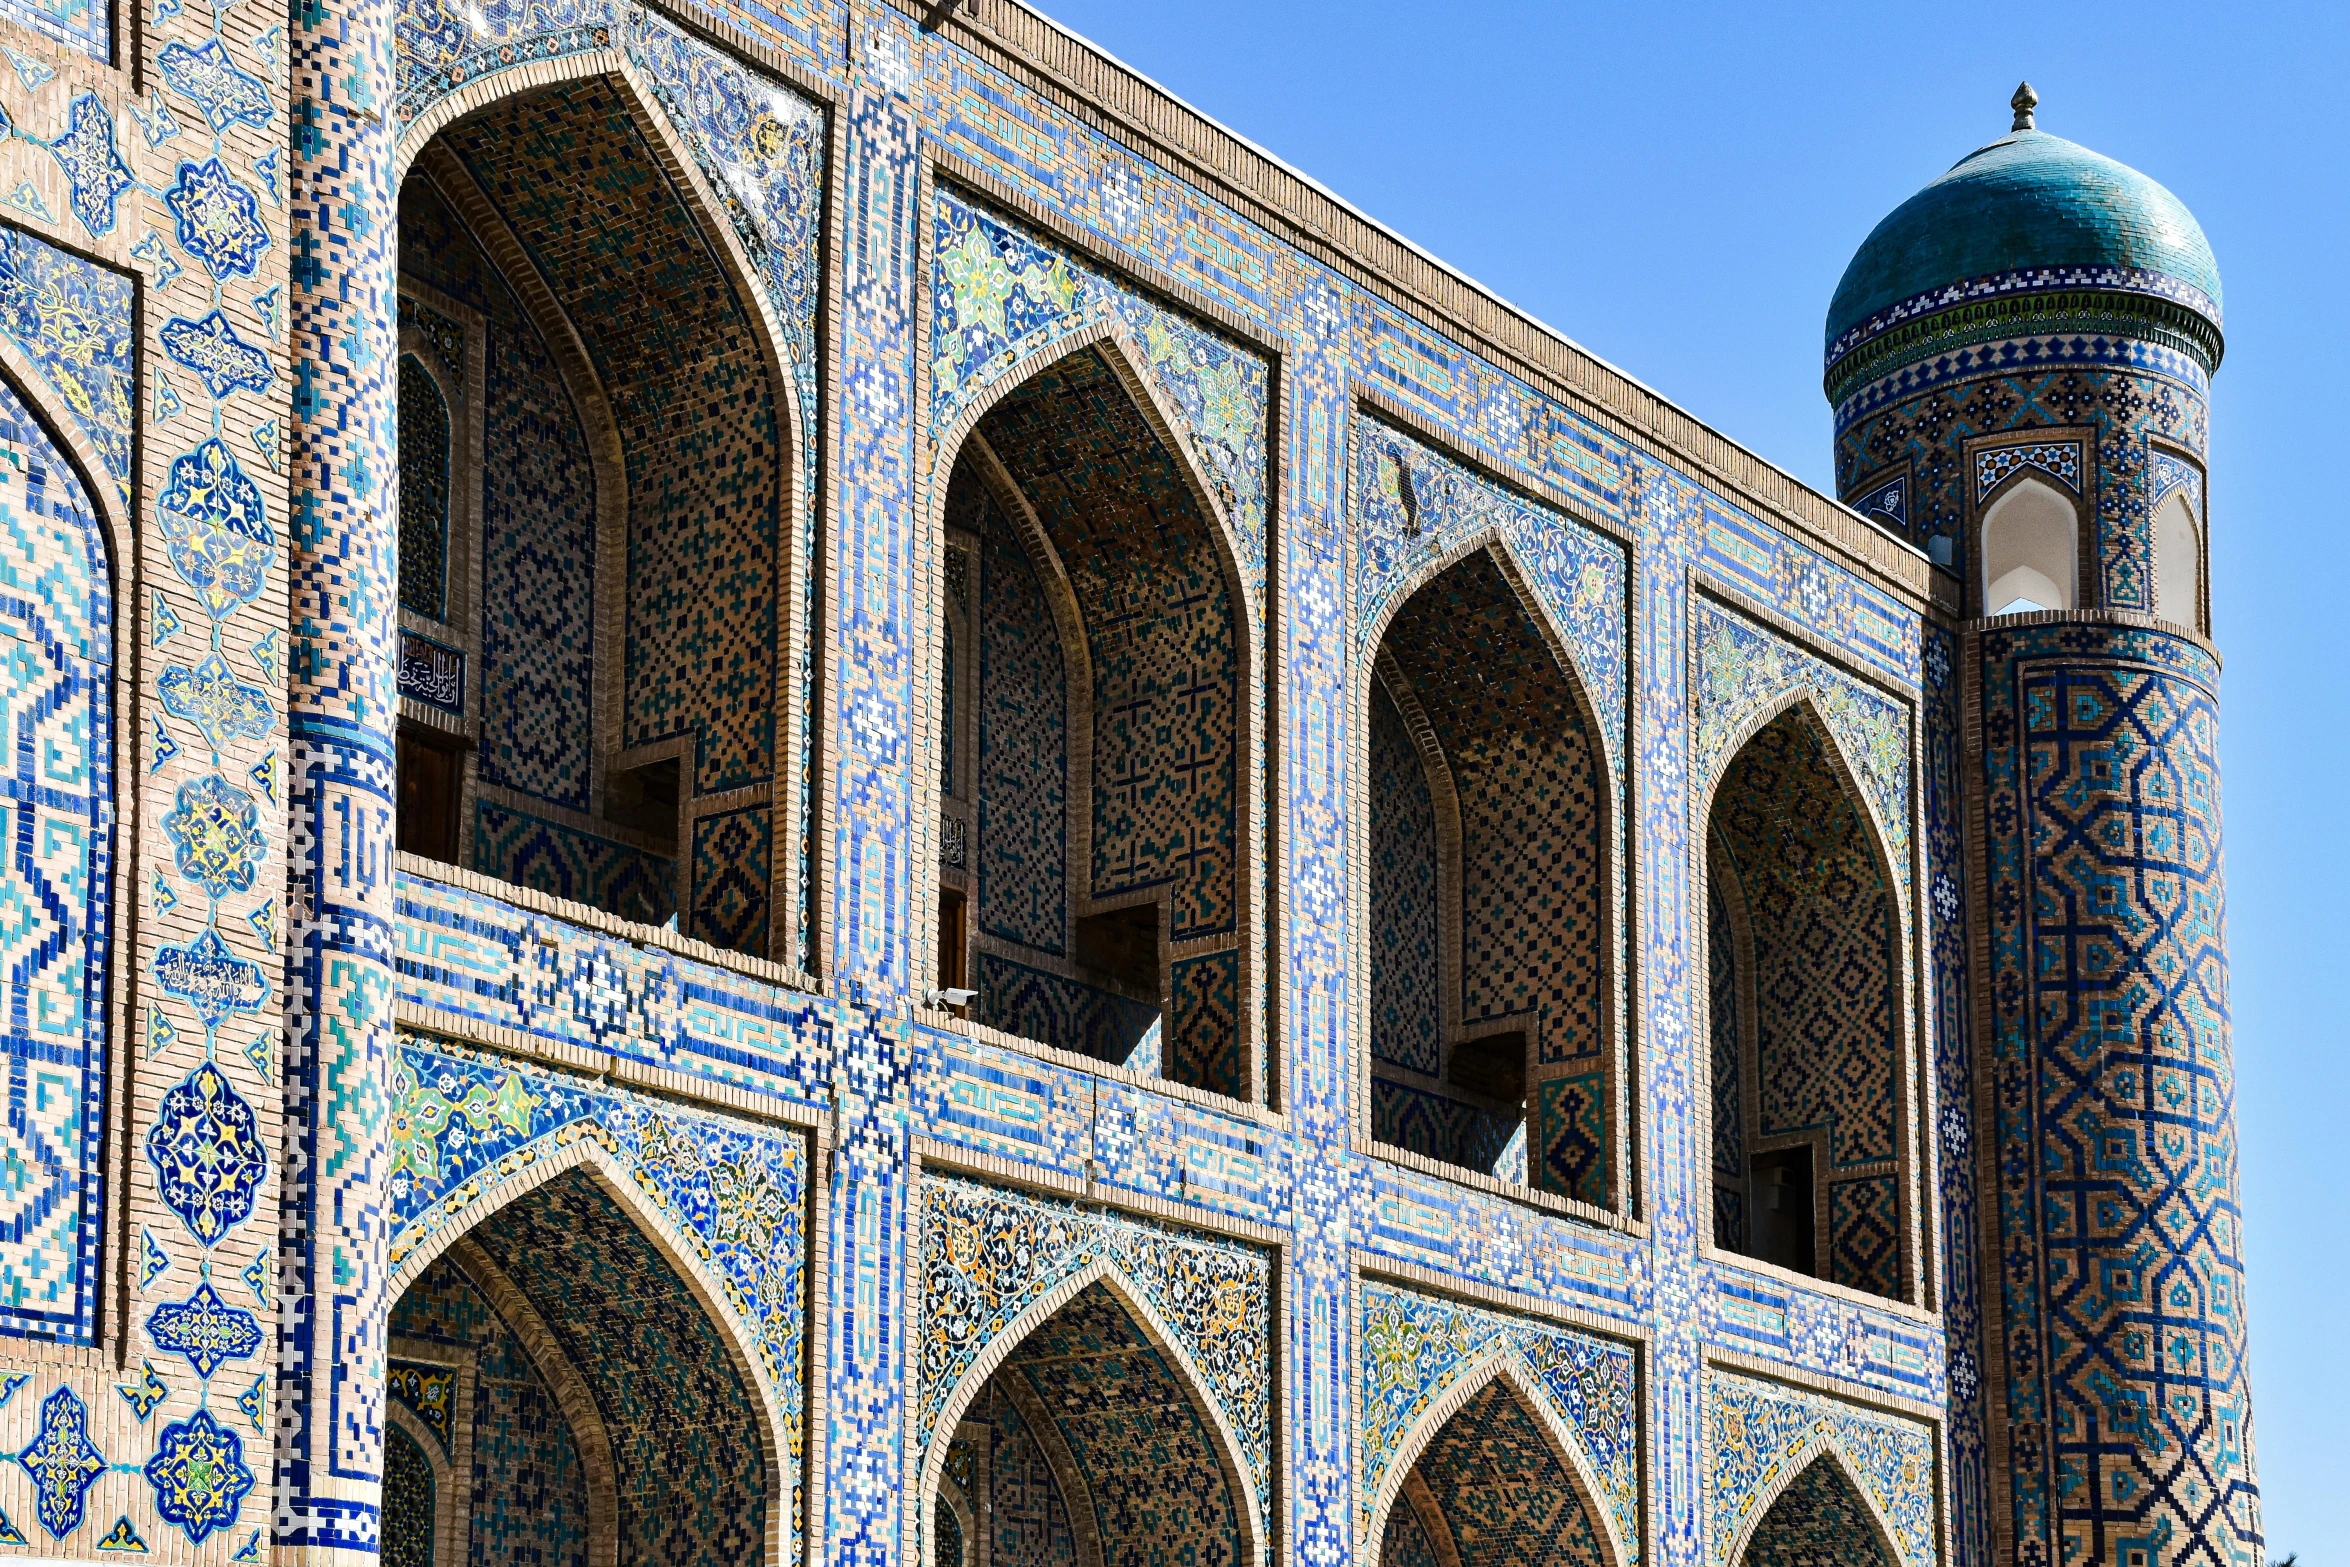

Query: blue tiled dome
1826;124;2221;362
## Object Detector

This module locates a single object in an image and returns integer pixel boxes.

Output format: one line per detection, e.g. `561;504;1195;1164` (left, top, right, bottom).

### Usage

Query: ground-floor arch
1368;1358;1622;1567
921;1273;1261;1567
1731;1446;1903;1567
381;1164;777;1567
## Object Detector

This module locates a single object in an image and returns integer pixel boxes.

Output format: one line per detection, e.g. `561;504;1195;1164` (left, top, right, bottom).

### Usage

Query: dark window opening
937;886;967;1004
1074;903;1159;1000
605;755;680;850
1447;1031;1526;1110
1749;1146;1815;1276
397;726;464;864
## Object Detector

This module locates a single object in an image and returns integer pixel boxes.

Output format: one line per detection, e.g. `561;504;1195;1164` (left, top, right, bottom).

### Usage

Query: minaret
1826;89;2258;1567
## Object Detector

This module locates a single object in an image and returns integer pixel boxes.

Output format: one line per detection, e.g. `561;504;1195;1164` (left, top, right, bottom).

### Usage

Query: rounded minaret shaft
1826;90;2258;1567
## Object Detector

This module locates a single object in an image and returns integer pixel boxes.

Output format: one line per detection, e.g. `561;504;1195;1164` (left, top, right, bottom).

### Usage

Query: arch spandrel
1702;1369;1937;1567
1357;1282;1640;1566
1353;414;1629;778
929;189;1272;608
1693;598;1913;908
915;1174;1273;1546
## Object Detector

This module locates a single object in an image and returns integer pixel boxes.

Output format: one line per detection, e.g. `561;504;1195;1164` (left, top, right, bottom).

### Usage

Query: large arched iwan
919;1272;1264;1567
928;334;1263;1100
379;1162;785;1567
1704;697;1908;1300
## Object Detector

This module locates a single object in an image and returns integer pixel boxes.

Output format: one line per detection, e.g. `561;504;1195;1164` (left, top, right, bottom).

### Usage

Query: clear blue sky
1026;1;2342;1554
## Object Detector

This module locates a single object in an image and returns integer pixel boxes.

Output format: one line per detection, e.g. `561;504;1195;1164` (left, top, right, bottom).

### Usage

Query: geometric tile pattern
436;78;782;796
917;1174;1270;1540
1708;880;1746;1253
386;1033;809;1559
1703;1368;1935;1567
1367;679;1440;1076
1836;366;2208;609
964;1381;1081;1567
397;179;599;813
992;1282;1246;1567
1357;1281;1639;1564
382;1425;436;1567
1978;623;2256;1567
470;800;677;930
0;376;113;1344
1695;600;1912;905
1738;1454;1894;1567
1404;1380;1609;1567
1354;415;1627;758
397;353;450;620
470;1172;767;1567
970;478;1066;955
0;0;104;62
0;226;135;506
389;1255;592;1567
1708;704;1903;1298
1377;549;1611;1202
981;347;1240;944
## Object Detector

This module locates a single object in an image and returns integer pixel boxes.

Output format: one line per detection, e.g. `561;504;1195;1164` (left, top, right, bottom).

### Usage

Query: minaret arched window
2155;488;2204;631
398;353;451;621
1980;475;2077;615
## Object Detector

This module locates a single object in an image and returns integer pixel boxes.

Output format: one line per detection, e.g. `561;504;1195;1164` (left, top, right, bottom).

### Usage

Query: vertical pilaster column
1286;282;1355;1567
1632;459;1704;1567
279;0;401;1552
824;9;921;1567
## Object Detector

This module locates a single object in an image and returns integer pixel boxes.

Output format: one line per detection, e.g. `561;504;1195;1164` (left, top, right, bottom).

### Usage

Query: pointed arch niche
380;1160;782;1567
388;53;821;966
1730;1447;1904;1567
925;328;1264;1100
1702;693;1910;1301
1364;1358;1625;1567
1361;539;1616;1204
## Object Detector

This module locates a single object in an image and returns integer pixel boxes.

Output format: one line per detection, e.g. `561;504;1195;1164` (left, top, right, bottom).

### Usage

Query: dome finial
2011;81;2039;132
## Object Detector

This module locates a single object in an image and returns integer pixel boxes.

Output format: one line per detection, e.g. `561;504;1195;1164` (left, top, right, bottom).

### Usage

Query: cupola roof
1824;85;2220;371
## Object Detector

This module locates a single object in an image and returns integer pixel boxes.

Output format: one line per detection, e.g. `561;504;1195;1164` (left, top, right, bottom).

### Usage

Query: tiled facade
0;10;2255;1567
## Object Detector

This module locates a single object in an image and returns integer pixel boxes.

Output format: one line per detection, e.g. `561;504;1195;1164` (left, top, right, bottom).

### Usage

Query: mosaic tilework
0;0;104;61
1367;679;1440;1077
968;1381;1081;1567
393;866;830;1108
931;191;1269;607
1707;881;1744;1253
1357;1281;1638;1564
1703;1369;1935;1567
1836;366;2207;610
1380;1498;1439;1567
390;1255;592;1567
471;801;676;930
1382;550;1610;1201
692;804;773;955
438;78;783;798
973;482;1066;954
1919;621;1990;1567
973;954;1154;1068
0;376;113;1344
1403;1380;1609;1567
1978;623;2255;1567
0;225;135;506
997;1282;1246;1567
917;1174;1270;1538
1709;706;1903;1297
471;1172;767;1567
382;1426;435;1567
1738;1453;1895;1567
1169;949;1243;1100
